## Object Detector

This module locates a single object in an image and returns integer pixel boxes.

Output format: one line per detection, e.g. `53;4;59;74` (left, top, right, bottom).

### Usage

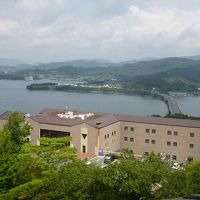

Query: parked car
172;162;180;170
104;154;116;164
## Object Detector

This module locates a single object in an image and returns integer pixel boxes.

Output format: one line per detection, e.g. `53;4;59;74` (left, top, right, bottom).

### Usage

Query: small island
26;82;156;96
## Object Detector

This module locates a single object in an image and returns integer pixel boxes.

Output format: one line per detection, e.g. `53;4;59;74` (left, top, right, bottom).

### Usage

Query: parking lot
86;156;107;168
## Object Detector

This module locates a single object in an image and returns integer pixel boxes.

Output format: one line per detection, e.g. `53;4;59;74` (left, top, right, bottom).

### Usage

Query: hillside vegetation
1;57;200;93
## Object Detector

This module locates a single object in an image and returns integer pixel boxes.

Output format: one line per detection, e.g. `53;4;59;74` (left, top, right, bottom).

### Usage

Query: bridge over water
159;93;182;115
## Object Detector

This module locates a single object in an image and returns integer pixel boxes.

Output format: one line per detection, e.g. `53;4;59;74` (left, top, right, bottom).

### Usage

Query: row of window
145;139;194;148
124;127;134;131
145;129;156;133
167;141;177;146
167;131;178;136
144;152;178;160
145;139;155;144
147;129;195;137
124;137;134;142
124;127;196;138
105;139;116;147
105;131;117;139
165;154;177;160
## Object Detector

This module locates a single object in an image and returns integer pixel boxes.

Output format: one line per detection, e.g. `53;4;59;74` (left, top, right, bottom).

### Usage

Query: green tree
0;112;31;194
185;161;200;194
6;137;76;200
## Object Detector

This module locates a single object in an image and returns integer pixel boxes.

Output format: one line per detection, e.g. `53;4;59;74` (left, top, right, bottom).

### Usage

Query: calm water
0;80;199;117
176;96;200;117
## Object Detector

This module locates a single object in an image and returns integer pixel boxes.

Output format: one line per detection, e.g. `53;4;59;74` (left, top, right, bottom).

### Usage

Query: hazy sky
0;0;200;63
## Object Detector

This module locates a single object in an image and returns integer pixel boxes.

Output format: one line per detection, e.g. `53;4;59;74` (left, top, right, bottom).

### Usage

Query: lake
0;80;199;117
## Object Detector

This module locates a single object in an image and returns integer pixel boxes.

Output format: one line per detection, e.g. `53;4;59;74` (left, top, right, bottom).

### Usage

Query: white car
172;163;180;170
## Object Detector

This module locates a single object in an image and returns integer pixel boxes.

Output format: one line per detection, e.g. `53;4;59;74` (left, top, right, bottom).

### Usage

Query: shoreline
26;82;174;114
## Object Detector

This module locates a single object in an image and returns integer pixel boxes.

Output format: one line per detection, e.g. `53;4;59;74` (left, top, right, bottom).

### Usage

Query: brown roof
31;113;85;127
0;111;25;120
87;114;119;128
115;114;200;128
4;108;199;129
0;111;12;120
31;108;107;127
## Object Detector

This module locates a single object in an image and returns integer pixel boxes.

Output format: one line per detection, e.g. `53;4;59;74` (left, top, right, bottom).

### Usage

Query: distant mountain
114;57;195;78
0;58;27;67
35;59;115;69
119;57;158;65
183;55;200;61
119;58;200;92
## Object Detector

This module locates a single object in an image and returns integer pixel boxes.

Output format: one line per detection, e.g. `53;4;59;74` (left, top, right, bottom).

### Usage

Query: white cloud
0;1;200;62
0;19;19;36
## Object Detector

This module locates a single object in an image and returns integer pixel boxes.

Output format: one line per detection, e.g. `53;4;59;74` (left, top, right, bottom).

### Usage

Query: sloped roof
0;111;25;120
87;114;119;128
2;108;200;129
31;113;85;127
115;114;200;128
0;111;12;120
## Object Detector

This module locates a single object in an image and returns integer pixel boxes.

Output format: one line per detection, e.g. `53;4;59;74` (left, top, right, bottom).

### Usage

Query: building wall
99;122;121;154
4;116;200;163
120;121;200;163
0;119;6;130
27;118;40;145
28;119;99;155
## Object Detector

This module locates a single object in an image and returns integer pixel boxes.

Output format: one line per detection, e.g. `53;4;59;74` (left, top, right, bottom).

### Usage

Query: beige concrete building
0;108;200;163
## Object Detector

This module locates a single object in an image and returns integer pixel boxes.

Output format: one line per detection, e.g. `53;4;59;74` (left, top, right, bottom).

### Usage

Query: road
159;93;182;115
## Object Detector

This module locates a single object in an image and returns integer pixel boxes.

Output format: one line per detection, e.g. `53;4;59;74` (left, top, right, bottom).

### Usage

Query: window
145;139;149;143
144;152;149;156
130;137;134;142
167;131;171;135
167;141;171;146
114;131;116;135
105;135;106;139
82;145;86;153
166;154;170;159
189;144;194;148
124;137;128;141
124;127;128;131
174;131;178;136
151;140;155;144
26;138;30;141
107;134;109;138
130;127;134;131
40;129;70;138
173;142;177;147
172;155;177;160
190;132;194;137
112;132;113;136
187;156;193;162
82;134;87;139
152;129;156;133
146;129;150;133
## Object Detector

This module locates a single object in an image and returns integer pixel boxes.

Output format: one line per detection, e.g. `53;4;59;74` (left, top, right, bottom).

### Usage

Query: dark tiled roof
2;108;200;129
115;114;200;128
0;111;12;120
0;111;25;120
87;114;119;128
31;114;85;127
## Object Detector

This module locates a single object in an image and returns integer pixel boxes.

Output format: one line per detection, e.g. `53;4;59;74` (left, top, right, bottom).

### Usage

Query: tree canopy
0;113;199;199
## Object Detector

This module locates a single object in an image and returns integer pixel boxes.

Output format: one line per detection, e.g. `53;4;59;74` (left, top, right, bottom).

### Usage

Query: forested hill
1;57;200;93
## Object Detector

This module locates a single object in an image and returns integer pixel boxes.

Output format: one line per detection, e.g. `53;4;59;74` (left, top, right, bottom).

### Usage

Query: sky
0;0;200;63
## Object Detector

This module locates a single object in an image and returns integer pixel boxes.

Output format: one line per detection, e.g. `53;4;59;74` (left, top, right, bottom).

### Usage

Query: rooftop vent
57;111;94;120
96;122;102;128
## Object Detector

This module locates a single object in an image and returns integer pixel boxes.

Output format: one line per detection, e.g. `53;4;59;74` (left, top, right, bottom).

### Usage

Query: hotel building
0;108;200;163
